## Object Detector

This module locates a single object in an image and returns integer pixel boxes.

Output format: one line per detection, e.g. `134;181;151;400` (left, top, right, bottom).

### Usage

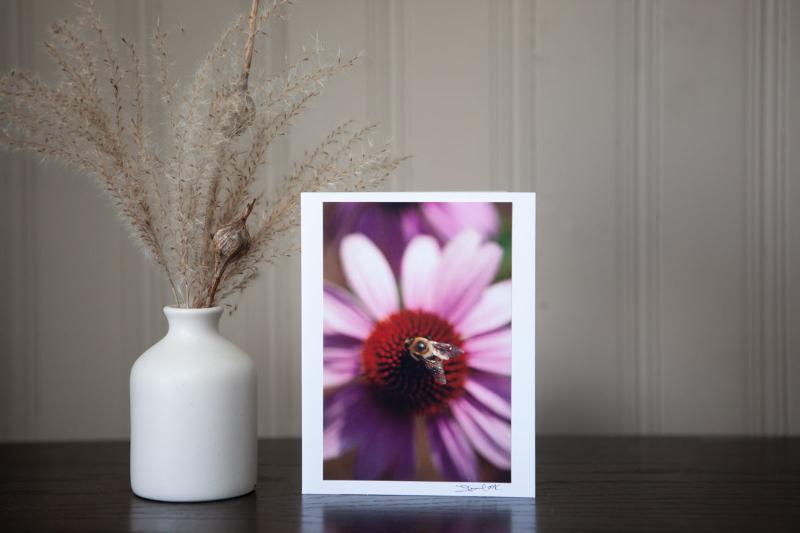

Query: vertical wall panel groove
776;0;790;437
787;0;799;435
390;0;410;188
489;0;513;190
490;0;535;192
615;0;640;434
745;0;763;435
746;0;791;436
778;0;791;434
115;0;132;439
266;4;289;436
366;1;391;184
18;0;39;439
2;0;37;440
519;0;538;191
143;0;167;359
634;0;663;434
367;0;407;191
0;3;11;438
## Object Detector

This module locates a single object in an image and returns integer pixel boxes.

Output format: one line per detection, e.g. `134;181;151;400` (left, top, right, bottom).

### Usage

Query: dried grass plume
0;0;404;309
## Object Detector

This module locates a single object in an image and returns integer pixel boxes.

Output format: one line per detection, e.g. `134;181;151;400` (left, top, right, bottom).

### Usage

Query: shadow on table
300;494;534;533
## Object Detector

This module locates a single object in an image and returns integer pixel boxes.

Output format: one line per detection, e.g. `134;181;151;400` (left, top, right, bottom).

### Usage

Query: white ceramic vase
130;306;257;502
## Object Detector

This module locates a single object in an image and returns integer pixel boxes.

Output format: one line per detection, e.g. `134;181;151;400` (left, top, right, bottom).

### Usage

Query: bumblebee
404;337;464;385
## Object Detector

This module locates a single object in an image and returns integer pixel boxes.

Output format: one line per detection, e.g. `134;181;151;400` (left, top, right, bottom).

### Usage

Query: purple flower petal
330;204;409;273
421;202;500;241
324;383;416;481
324;333;364;350
388;426;417;480
341;234;399;321
353;410;415;480
323;283;374;340
324;384;373;459
432;230;503;325
426;414;478;481
464;371;511;420
323;345;362;388
400;208;426;242
463;327;511;376
400;235;441;312
456;280;512;339
451;396;511;470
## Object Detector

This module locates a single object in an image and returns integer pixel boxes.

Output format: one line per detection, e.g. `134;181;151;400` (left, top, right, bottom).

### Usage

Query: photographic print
302;192;535;497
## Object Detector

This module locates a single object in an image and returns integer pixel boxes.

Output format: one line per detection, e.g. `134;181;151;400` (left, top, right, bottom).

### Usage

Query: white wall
1;0;797;440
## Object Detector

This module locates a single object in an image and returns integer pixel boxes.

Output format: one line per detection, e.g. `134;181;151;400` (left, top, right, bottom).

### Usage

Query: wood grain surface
0;437;798;532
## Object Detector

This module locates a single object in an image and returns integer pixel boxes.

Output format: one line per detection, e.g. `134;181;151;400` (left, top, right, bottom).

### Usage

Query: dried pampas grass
0;0;404;309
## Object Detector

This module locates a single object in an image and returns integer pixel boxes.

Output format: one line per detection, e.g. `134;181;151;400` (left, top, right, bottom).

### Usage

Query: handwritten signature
455;483;500;493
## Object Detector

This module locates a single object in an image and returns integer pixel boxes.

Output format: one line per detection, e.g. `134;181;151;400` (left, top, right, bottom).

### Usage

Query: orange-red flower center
361;309;467;415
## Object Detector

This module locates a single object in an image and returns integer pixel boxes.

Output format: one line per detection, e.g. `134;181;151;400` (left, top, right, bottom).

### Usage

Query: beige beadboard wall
0;0;798;440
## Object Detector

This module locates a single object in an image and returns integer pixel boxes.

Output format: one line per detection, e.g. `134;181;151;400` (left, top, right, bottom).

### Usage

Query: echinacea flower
327;202;501;271
323;229;511;481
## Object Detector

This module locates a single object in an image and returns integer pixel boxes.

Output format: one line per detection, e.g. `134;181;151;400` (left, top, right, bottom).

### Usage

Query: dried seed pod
206;199;256;307
208;0;260;138
212;200;253;260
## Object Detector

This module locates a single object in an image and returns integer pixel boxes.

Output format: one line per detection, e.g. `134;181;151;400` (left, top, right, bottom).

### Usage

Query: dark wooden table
1;437;798;532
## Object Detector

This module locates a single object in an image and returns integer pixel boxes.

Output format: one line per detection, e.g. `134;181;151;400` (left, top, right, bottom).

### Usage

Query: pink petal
354;411;415;480
446;243;502;324
340;234;399;321
456;280;512;338
323;345;362;388
323;283;374;340
464;371;511;420
451;397;511;470
421;202;500;241
431;230;481;312
400;235;441;312
461;395;512;452
426;414;478;481
464;327;511;375
433;230;503;324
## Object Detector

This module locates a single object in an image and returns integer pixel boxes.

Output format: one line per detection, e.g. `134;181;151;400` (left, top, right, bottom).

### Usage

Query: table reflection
128;492;258;533
125;487;534;531
300;494;535;533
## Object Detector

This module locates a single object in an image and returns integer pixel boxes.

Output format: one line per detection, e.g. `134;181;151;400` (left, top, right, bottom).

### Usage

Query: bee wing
430;342;464;361
423;358;448;385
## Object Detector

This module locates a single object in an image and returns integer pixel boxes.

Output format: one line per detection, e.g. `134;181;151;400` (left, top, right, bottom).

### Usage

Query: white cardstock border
301;192;535;498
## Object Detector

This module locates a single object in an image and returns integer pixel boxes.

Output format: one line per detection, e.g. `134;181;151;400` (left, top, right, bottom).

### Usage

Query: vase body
130;306;257;502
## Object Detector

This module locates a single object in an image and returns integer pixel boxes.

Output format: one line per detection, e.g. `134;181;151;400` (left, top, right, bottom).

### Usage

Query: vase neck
163;306;223;336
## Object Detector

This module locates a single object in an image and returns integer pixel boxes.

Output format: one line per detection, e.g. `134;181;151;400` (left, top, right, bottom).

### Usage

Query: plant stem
206;256;233;309
240;0;260;90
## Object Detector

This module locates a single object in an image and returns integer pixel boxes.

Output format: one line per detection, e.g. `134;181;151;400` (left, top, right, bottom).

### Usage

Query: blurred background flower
323;228;511;481
325;202;501;272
